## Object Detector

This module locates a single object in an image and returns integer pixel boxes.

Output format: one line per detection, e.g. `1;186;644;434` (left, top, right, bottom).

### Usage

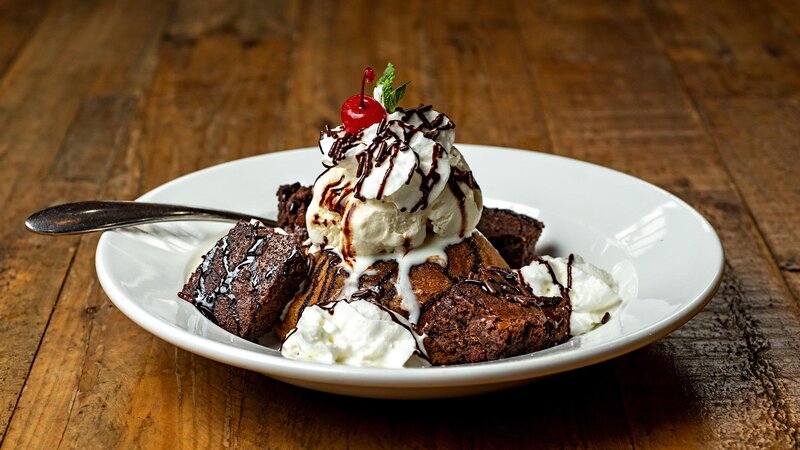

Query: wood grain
1;0;799;448
0;0;168;442
641;0;800;301
0;0;48;77
514;1;800;446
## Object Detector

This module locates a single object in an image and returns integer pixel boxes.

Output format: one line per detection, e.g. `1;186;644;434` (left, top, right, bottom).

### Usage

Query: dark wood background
2;0;799;448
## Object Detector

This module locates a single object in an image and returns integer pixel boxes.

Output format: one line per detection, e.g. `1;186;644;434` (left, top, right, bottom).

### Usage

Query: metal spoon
25;201;278;235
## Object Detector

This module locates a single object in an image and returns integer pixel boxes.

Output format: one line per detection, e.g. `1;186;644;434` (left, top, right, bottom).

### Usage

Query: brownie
275;232;509;339
276;183;313;242
477;208;544;268
179;221;308;341
418;267;570;365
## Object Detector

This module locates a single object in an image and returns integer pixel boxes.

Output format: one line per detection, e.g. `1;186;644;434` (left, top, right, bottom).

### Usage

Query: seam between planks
687;91;799;306
0;0;54;85
636;0;800;444
54;9;175;449
0;243;79;446
635;0;800;309
54;241;98;450
509;0;555;156
0;0;176;443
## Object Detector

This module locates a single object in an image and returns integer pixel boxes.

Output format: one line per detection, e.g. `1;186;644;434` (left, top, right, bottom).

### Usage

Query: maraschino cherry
341;67;386;134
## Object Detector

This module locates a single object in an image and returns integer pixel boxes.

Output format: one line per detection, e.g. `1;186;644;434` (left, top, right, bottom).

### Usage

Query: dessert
276;182;313;243
276;184;536;269
179;63;623;367
419;266;570;365
179;221;308;340
308;107;481;259
274;231;508;339
276;185;543;271
477;207;544;268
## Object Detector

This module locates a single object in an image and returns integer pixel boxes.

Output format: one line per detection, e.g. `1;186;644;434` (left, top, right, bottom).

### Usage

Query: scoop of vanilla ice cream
307;167;426;255
520;255;622;335
280;300;420;367
307;106;482;258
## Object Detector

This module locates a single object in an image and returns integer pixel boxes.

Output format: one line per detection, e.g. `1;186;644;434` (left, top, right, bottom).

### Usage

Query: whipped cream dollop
520;255;622;335
307;106;482;259
280;300;424;367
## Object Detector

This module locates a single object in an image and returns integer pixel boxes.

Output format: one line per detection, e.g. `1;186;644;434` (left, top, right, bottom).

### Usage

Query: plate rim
95;144;725;388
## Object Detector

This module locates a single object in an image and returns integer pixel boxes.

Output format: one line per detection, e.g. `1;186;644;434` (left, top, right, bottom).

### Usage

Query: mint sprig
376;62;408;112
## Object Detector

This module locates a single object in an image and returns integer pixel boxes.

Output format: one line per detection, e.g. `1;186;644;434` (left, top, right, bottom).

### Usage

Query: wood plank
278;0;413;151
3;1;303;448
0;0;49;77
770;0;800;40
0;0;162;442
696;98;800;299
0;0;171;446
237;364;634;450
423;1;551;150
639;0;800;300
645;0;800;99
513;0;800;447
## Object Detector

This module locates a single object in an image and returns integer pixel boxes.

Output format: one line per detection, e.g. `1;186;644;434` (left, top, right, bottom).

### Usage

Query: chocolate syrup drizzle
178;230;277;334
447;167;480;237
314;295;431;363
281;277;430;363
319;174;351;216
322;105;458;209
462;255;576;327
533;254;575;307
316;105;477;262
464;267;541;306
410;142;445;212
320;126;360;167
316;173;361;259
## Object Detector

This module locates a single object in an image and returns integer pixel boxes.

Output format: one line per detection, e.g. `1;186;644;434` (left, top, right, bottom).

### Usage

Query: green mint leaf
376;62;409;112
381;85;396;112
376;62;395;89
393;82;408;104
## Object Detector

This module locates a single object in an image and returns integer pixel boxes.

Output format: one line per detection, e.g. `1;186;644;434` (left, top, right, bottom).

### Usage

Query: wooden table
2;0;799;448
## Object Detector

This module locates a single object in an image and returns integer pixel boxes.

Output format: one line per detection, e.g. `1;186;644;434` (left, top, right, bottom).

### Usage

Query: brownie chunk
418;267;569;365
276;183;313;242
275;232;508;339
477;208;544;268
179;221;308;341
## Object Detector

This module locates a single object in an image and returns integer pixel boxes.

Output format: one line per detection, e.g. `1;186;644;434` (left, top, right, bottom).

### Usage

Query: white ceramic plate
95;145;724;399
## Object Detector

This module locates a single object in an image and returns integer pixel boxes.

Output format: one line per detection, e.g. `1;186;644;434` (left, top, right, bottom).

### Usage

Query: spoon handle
25;201;278;235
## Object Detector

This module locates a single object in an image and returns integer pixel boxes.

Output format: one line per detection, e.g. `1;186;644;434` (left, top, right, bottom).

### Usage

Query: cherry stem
360;67;375;108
